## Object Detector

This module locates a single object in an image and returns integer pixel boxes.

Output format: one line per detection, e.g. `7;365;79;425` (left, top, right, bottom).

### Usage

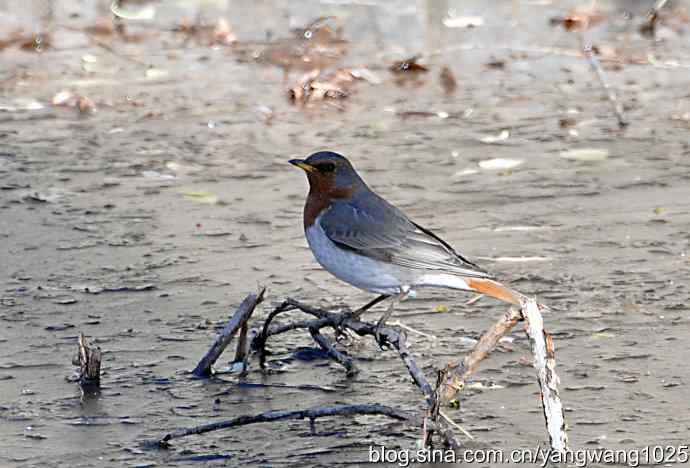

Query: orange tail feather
465;278;525;306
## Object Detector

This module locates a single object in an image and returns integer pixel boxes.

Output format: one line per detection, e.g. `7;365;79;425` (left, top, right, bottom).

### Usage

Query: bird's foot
373;312;393;350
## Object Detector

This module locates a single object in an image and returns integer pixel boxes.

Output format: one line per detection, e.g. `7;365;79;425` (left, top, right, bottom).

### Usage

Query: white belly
306;221;404;295
305;219;473;295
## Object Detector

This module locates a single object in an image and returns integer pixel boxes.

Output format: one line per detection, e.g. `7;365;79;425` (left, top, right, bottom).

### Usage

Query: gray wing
319;196;492;279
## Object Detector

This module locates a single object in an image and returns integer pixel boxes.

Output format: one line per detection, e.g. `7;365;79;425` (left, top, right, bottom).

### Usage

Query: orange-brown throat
303;173;355;229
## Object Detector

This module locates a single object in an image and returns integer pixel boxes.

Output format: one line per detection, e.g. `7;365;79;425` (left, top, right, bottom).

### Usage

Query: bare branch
192;288;265;377
309;327;357;376
580;36;628;128
438;307;522;405
521;298;568;453
159;403;414;446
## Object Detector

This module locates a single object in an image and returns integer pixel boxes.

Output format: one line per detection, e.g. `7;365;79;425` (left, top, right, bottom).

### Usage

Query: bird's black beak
289;159;316;173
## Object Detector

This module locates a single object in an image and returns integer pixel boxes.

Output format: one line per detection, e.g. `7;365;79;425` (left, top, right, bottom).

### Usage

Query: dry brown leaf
292;16;343;44
288;68;372;106
559;117;577;129
561;7;606;32
484;58;506;70
19;33;51;52
77;96;96;114
439;66;457;94
390;55;429;74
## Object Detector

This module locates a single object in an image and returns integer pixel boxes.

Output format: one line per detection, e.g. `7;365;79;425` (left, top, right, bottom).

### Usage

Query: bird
289;151;526;323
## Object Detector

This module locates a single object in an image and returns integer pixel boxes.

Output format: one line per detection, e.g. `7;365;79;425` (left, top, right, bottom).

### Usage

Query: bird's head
289;151;365;197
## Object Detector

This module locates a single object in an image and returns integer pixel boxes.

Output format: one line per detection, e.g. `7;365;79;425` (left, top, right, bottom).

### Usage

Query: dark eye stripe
314;162;336;173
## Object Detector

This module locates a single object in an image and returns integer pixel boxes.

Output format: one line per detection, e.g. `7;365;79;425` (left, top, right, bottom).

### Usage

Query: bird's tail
464;278;527;306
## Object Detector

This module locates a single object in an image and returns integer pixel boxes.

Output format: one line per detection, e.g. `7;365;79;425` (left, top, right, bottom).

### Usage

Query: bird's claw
373;316;391;350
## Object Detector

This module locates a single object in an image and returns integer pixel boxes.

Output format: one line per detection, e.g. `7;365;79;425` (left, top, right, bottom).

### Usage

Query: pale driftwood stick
308;327;357;376
521;298;568;453
158;403;414;445
75;333;101;387
438;307;523;405
192;288;265;377
233;323;253;376
580;36;628;128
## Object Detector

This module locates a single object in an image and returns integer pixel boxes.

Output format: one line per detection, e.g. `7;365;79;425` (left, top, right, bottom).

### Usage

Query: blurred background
1;1;689;467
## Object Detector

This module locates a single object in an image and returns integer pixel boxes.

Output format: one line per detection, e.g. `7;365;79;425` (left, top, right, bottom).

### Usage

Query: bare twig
159;403;414;445
309;327;357;376
521;298;568;453
389;320;437;340
580;36;628;128
439;411;474;440
255;299;332;367
249;300;461;448
192;288;265;377
173;292;561;453
438;307;523;405
233;322;252;376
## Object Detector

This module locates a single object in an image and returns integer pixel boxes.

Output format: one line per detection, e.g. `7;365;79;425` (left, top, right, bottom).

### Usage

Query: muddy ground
1;0;689;467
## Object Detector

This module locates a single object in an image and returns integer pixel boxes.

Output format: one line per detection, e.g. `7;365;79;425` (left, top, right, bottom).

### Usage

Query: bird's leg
352;294;390;318
374;289;410;349
335;294;389;343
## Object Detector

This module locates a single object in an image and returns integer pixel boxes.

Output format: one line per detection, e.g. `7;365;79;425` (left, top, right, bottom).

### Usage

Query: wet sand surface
1;0;689;466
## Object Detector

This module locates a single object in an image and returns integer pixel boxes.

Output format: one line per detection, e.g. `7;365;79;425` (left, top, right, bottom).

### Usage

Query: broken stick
522;298;568;453
438;307;523;404
437;298;567;452
74;333;101;387
192;287;265;377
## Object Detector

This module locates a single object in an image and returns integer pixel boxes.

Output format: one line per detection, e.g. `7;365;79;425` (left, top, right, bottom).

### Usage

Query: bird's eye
315;162;336;173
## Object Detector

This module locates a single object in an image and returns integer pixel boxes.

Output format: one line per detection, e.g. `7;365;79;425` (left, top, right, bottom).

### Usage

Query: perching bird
289;151;526;320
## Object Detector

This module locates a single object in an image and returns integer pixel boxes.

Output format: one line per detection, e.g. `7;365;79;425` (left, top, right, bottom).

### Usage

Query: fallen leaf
551;7;606;32
145;68;169;79
292;16;343;43
434;305;449;313
19;33;51;52
478;158;523;170
288;68;374;106
182;191;220;205
443;15;484;28
390;55;429;74
479;129;510;144
111;1;156;20
559;117;577;128
560;148;609;161
453;168;479;178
